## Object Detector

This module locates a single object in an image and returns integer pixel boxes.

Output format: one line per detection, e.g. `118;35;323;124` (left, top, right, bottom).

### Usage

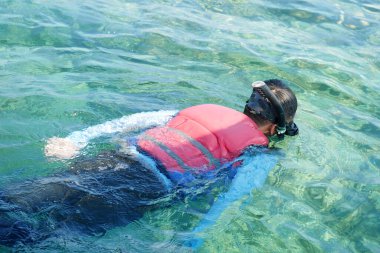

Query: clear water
1;0;379;252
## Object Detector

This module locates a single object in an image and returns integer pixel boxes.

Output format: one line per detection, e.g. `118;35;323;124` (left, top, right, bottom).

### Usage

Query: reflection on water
0;0;379;252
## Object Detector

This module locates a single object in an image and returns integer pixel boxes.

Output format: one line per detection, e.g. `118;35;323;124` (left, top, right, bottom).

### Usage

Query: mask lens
245;90;276;122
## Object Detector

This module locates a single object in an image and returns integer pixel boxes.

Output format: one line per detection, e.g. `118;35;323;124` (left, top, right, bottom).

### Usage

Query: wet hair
245;79;298;127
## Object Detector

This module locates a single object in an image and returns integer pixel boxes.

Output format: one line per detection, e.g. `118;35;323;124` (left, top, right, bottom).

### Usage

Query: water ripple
0;0;379;252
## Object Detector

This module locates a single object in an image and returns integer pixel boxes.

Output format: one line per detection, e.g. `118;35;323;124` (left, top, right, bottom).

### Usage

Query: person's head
243;79;298;137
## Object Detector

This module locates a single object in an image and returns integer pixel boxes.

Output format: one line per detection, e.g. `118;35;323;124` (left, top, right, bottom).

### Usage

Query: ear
269;124;277;136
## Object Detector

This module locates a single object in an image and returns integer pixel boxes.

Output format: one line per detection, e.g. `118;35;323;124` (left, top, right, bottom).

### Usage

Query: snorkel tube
251;81;287;139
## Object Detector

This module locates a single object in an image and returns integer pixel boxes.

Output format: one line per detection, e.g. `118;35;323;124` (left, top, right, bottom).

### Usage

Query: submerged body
0;104;270;247
0;152;169;246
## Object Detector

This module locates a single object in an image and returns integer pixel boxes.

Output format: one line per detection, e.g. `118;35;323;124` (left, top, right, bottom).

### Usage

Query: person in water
0;79;298;247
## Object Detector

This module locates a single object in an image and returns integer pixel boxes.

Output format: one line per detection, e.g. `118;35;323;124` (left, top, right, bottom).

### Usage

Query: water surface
0;0;379;252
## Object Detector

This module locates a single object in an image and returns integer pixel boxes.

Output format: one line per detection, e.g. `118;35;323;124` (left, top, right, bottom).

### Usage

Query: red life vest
138;104;268;175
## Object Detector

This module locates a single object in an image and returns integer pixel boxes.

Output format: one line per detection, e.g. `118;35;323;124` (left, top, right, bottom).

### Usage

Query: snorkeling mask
244;81;299;140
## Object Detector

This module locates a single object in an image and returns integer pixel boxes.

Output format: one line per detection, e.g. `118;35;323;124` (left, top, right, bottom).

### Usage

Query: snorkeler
0;79;298;247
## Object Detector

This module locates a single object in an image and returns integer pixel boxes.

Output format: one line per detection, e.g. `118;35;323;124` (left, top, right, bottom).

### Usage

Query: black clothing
0;151;169;247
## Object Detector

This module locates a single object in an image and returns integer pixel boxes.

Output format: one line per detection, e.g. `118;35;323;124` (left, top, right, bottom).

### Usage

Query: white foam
67;110;178;148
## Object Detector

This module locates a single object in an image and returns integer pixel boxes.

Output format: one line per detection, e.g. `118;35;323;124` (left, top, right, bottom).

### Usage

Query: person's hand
44;137;80;159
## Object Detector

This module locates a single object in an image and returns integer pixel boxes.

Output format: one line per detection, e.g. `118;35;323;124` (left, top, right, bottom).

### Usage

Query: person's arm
187;147;278;249
44;110;177;159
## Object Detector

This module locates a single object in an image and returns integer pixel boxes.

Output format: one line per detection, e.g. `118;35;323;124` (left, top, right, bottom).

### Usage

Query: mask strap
252;81;286;139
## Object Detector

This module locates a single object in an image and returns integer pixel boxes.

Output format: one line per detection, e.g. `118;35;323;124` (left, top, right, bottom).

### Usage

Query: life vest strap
140;127;220;172
140;134;194;171
166;127;220;169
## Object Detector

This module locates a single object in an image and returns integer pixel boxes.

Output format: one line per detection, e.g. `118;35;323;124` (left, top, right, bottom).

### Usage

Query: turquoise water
1;0;379;252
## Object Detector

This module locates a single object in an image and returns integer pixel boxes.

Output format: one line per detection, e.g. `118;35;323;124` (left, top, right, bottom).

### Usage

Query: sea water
0;0;379;252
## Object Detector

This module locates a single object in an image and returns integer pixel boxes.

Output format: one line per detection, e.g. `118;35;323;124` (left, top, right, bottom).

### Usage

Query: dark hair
245;79;298;127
